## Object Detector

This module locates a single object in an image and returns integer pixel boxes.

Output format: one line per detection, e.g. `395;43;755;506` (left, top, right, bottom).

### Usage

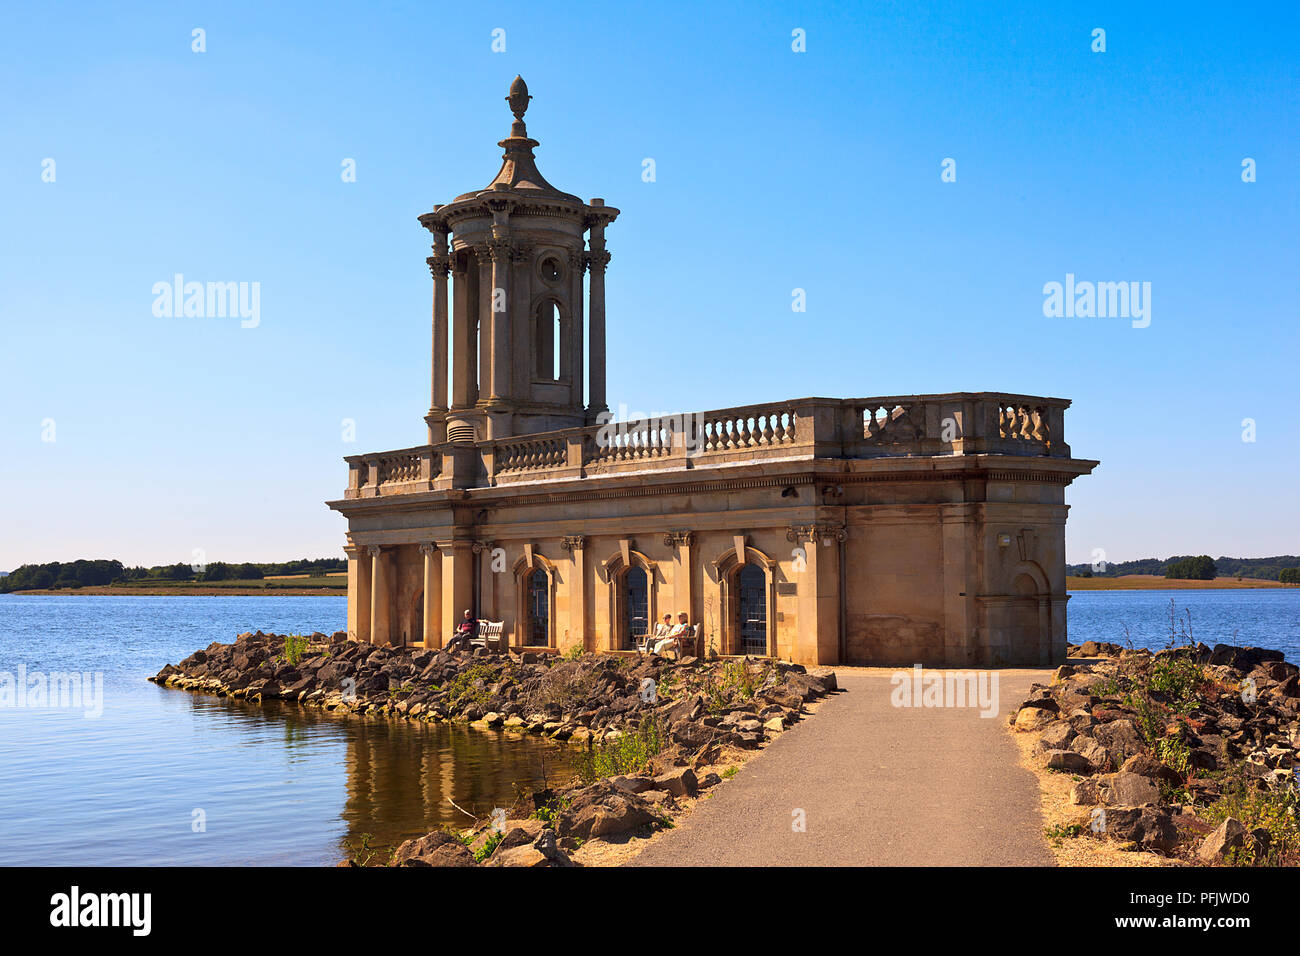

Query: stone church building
327;77;1097;666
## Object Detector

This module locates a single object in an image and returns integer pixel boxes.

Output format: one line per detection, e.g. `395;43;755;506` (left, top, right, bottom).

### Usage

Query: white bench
470;620;505;652
639;624;702;658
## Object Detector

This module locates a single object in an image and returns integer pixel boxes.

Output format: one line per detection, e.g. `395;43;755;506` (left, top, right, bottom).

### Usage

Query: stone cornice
327;455;1094;517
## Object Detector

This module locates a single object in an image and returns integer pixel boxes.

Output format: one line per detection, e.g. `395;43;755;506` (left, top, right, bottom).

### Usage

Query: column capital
418;543;437;557
367;544;383;557
471;539;496;554
584;250;611;274
663;531;693;548
786;524;847;544
561;535;586;552
427;254;450;278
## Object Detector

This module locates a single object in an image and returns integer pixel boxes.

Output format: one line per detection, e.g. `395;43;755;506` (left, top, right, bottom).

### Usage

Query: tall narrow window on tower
552;309;561;380
535;301;561;381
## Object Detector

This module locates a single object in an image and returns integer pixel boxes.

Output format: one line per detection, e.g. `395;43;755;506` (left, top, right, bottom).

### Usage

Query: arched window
623;565;649;649
534;302;562;381
736;563;768;656
526;568;549;646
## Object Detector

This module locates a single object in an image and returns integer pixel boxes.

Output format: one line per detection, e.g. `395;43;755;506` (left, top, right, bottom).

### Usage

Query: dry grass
1067;574;1285;591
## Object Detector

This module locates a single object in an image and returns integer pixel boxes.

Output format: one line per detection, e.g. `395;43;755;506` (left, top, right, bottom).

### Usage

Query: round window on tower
539;256;564;284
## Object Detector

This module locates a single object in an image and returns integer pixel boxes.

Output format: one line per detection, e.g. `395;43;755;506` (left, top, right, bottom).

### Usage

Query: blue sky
1;1;1296;569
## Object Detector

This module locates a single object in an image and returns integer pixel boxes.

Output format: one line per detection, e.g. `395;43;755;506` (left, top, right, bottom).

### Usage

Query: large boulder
1100;807;1179;853
807;667;838;692
490;828;572;867
1015;707;1055;732
1070;777;1102;805
1104;771;1161;807
652;767;698;798
610;775;656;794
1209;645;1284;672
1094;719;1145;758
1046;749;1092;772
1038;720;1076;750
392;831;476;867
1197;818;1247;864
1069;735;1112;773
558;782;658;841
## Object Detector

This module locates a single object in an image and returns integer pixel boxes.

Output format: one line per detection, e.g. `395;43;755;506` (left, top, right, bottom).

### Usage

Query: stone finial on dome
450;77;583;202
506;75;531;137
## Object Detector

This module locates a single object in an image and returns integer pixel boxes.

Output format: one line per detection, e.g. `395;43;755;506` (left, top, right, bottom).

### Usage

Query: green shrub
446;663;497;709
573;716;662;784
1155;736;1192;775
473;830;504;862
283;633;309;665
1201;777;1300;866
1148;654;1207;711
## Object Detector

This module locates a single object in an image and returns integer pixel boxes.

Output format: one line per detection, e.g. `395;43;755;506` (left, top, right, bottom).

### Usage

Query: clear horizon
2;1;1296;569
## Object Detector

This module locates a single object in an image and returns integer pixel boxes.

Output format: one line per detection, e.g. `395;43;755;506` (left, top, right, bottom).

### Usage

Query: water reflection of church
327;77;1097;666
342;717;565;850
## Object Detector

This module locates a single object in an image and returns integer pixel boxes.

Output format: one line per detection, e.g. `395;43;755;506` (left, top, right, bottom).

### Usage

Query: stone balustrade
341;392;1072;497
345;446;440;498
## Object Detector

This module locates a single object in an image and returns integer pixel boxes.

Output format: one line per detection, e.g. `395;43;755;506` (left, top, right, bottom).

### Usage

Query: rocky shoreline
1013;640;1300;866
151;631;838;866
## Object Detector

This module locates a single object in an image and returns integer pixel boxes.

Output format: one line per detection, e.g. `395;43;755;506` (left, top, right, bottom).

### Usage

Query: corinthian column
451;254;473;409
585;235;610;420
488;236;511;403
427;227;450;444
569;249;585;409
475;245;493;404
368;545;389;647
419;544;441;649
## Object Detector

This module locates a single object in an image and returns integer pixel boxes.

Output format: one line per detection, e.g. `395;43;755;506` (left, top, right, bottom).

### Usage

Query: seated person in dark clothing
445;609;477;653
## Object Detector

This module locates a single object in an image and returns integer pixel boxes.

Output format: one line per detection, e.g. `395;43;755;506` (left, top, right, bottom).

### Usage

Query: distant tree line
1164;555;1217;580
1280;568;1300;585
0;557;346;593
1066;554;1300;582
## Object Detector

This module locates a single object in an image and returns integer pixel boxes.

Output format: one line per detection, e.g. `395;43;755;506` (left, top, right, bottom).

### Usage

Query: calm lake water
0;595;570;866
1067;588;1300;662
1;588;1296;865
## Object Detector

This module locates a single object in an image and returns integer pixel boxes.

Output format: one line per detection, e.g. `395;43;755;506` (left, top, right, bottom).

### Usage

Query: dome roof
453;76;582;204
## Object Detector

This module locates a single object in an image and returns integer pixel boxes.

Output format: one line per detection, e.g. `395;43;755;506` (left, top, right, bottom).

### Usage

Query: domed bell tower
419;76;618;444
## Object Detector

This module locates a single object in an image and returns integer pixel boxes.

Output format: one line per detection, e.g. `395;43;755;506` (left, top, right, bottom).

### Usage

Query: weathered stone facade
326;77;1098;667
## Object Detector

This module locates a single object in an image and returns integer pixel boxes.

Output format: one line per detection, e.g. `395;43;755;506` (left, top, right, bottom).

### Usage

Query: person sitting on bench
651;612;690;656
445;609;477;653
640;613;674;654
